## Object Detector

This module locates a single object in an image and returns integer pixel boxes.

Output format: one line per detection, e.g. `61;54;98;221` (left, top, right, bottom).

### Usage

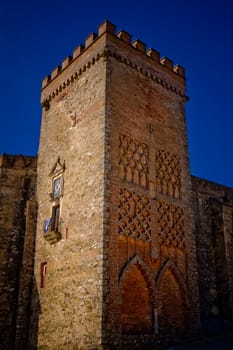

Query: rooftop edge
41;20;186;89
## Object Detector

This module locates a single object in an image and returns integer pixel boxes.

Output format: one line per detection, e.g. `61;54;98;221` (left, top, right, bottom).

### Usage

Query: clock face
53;177;62;198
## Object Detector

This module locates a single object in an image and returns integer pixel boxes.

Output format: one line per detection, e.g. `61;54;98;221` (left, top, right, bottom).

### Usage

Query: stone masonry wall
34;31;108;349
0;154;37;350
15;197;38;350
192;176;233;321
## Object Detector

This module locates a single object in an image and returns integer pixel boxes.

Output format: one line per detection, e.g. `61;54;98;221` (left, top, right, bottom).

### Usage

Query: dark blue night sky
1;0;233;187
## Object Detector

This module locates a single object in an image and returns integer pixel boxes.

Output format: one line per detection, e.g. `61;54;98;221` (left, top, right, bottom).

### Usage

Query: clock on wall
53;176;62;198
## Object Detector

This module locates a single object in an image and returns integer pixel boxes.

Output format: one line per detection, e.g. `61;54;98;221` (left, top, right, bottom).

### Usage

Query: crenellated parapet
0;153;37;169
41;20;187;107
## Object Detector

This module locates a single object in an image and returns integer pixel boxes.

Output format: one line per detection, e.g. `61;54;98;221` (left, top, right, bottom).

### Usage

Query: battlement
0;153;37;169
41;20;185;90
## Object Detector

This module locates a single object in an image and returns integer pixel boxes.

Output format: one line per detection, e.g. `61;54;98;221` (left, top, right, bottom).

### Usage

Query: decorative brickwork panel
118;188;151;241
155;150;181;198
157;200;185;249
119;134;149;187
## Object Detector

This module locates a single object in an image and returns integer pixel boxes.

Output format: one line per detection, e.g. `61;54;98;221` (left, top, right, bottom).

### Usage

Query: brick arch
119;256;154;335
155;259;188;335
119;255;155;293
156;259;188;302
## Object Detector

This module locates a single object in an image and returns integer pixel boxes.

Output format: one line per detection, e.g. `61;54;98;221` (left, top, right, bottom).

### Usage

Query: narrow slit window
40;262;47;288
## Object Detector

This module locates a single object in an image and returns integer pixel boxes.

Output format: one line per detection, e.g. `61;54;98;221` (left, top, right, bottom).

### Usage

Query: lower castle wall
192;176;233;321
0;155;37;350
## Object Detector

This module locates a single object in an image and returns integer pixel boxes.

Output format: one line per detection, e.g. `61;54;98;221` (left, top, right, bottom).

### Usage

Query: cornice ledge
41;50;105;109
41;47;188;109
106;48;187;101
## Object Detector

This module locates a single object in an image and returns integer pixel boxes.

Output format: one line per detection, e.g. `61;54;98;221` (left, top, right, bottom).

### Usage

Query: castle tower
34;21;200;349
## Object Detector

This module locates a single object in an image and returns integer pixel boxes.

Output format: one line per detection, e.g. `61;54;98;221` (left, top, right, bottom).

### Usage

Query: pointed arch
119;255;155;296
155;259;188;304
119;255;155;335
155;259;188;335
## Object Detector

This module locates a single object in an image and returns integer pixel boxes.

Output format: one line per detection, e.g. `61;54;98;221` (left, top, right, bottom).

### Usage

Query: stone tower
34;21;200;349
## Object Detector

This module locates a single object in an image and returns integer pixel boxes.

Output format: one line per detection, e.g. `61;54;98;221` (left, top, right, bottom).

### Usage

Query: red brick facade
102;22;199;346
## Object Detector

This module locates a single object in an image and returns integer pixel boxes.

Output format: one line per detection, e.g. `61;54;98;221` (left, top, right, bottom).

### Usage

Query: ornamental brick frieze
118;188;151;242
41;52;103;108
157;200;185;249
41;50;187;110
155;149;181;199
107;48;186;100
119;134;149;188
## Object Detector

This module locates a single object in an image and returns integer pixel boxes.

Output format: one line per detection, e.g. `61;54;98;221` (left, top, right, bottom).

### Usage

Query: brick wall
192;176;233;321
102;28;200;347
